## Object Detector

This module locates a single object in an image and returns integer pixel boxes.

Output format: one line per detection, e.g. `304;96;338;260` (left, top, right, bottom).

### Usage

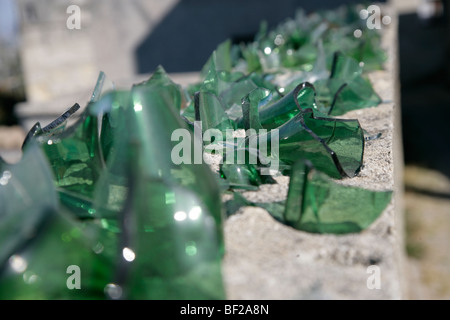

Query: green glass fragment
195;91;234;133
201;39;233;77
224;160;392;235
0;4;395;301
224;191;285;223
22;103;80;149
0;145;114;299
238;87;267;130
316;52;382;116
135;65;185;113
199;57;260;113
219;149;263;191
0;210;115;300
131;83;225;231
92;91;134;219
258;82;318;129
284;160;392;234
34;109;103;217
0;144;58;268
124;175;225;299
230;6;387;75
248;82;364;178
92;81;226;299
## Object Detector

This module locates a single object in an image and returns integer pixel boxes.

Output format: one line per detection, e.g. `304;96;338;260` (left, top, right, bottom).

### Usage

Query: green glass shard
92;91;134;219
22;103;81;150
91;71;105;102
199;57;260;113
180;102;196;124
250;82;364;178
0;144;58;268
124;175;225;299
135;65;185;113
220;76;259;113
238;87;267;131
258;82;318;129
301;113;364;178
92;82;226;299
0;145;114;299
240;42;262;73
280;52;382;116
129;83;225;232
35;109;103;216
195;91;234;133
224;190;285;222
201;39;233;77
321;52;382;115
219;149;262;191
283;160;392;234
0;4;395;301
224;160;392;235
0;209;115;300
233;5;386;75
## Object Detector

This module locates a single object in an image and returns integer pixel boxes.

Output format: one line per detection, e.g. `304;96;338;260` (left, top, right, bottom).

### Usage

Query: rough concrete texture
221;7;407;299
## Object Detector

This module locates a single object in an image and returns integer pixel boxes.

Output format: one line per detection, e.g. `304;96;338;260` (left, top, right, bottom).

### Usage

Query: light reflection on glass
0;170;11;186
274;34;285;46
359;9;369;19
9;255;27;273
93;242;104;254
174;211;187;221
23;271;39;285
165;192;176;204
104;283;123;300
122;247;136;262
353;29;362;38
188;206;202;220
185;242;197;256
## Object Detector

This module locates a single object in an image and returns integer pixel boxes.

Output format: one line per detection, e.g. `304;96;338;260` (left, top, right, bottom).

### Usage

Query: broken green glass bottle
7;82;226;300
283;160;392;233
0;4;396;300
237;82;364;179
0;144;114;299
92;78;226;299
313;52;382;116
33;109;103;219
194;91;234;133
219;148;263;191
11;67;227;300
223;159;392;235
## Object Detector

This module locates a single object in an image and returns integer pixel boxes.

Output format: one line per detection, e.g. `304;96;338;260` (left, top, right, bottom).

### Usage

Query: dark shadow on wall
398;9;450;178
0;92;22;125
135;0;383;74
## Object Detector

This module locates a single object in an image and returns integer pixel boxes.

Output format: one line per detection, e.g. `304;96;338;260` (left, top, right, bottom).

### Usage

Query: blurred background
0;0;449;299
